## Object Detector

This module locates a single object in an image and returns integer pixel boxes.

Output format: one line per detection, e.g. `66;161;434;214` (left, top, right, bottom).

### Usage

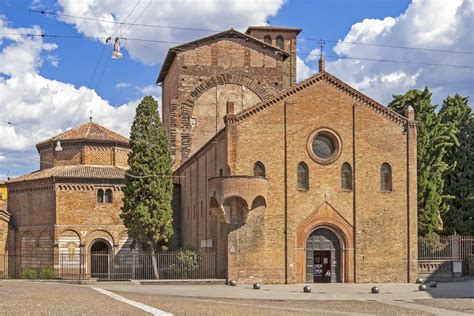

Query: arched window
381;163;392;191
341;163;353;190
297;162;309;190
253;161;266;177
263;35;272;45
276;35;284;49
104;189;113;203
97;189;104;203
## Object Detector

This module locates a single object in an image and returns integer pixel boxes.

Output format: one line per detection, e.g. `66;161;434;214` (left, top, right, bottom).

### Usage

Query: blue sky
0;0;472;178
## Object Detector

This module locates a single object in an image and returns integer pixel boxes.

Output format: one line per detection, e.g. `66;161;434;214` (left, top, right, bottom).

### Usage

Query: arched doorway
90;240;110;279
306;228;342;283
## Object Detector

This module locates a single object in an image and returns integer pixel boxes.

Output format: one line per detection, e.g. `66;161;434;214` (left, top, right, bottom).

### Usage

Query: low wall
418;259;463;281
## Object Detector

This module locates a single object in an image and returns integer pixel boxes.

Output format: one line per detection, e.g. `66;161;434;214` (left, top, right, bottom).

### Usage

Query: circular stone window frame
306;128;342;165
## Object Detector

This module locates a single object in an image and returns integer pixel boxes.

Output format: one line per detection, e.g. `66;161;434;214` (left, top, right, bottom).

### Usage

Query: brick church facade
160;26;418;283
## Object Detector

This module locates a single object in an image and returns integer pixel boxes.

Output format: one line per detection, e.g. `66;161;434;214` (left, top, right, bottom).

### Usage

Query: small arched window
254;161;266;177
341;163;353;190
381;163;392;192
97;189;104;203
297;162;309;190
104;189;113;203
276;35;284;49
263;35;272;45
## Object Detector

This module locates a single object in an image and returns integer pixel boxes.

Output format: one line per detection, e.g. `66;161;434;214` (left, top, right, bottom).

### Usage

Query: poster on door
314;255;322;276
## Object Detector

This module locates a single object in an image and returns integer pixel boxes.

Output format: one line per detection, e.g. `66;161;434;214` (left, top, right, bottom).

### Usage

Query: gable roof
7;165;128;183
36;121;129;149
156;28;290;84
226;70;409;126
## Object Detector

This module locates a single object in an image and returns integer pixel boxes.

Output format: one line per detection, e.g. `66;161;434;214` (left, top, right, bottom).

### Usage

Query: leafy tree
121;96;173;278
439;95;474;235
389;88;457;236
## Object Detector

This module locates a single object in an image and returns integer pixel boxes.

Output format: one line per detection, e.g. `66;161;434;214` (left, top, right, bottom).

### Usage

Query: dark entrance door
313;251;331;282
306;228;341;283
91;240;109;279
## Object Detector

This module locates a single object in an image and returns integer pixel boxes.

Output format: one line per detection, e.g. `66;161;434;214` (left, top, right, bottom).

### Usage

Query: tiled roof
37;121;129;148
156;28;289;83
8;165;128;183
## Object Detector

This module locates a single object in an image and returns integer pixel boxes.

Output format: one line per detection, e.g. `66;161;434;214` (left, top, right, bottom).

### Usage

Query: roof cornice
226;71;408;126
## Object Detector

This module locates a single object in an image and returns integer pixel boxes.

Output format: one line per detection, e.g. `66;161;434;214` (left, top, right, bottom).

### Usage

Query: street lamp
106;37;123;59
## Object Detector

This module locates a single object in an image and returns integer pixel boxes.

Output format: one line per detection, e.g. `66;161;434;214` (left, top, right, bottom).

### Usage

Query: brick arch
84;229;116;250
178;74;276;161
184;74;274;108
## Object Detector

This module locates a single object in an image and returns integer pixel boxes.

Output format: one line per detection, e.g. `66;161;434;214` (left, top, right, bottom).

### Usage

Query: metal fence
418;235;474;260
0;251;217;280
418;235;474;274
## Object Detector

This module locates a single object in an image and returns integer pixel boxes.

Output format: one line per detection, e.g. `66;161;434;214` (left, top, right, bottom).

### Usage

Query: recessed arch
263;34;272;45
90;239;111;279
251;195;267;209
381;162;392;191
296;202;354;283
179;74;275;160
276;35;284;49
253;161;266;177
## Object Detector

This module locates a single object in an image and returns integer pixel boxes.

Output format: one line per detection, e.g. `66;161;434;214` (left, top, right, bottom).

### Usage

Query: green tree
439;95;474;235
389;88;456;236
121;96;173;278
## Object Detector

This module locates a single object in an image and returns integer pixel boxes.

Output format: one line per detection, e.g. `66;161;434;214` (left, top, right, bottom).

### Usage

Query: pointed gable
156;28;290;83
226;71;408;126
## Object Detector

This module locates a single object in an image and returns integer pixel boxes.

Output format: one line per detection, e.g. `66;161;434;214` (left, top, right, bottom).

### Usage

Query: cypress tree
121;96;173;278
389;88;456;236
439;95;474;235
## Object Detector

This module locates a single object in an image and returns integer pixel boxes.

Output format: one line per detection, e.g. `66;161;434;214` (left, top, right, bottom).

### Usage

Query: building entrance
306;228;341;283
90;240;110;279
313;251;331;282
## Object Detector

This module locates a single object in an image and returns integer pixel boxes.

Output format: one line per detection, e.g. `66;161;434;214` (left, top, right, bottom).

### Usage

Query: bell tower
245;26;301;86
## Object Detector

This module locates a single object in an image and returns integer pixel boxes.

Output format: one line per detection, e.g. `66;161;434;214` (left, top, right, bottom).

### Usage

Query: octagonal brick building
5;121;132;278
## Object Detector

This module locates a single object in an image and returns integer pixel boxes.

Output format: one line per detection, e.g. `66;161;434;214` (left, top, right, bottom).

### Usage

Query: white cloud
305;48;320;63
296;56;316;83
46;54;60;67
322;0;474;105
0;17;153;177
115;82;130;88
140;84;158;95
56;0;286;65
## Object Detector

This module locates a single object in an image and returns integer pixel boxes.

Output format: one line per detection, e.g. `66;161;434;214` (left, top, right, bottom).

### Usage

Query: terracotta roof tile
37;121;129;148
8;165;128;183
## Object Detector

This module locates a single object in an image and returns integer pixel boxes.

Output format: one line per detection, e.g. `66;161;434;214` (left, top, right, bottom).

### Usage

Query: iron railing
418;235;474;260
418;235;474;274
0;251;217;280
